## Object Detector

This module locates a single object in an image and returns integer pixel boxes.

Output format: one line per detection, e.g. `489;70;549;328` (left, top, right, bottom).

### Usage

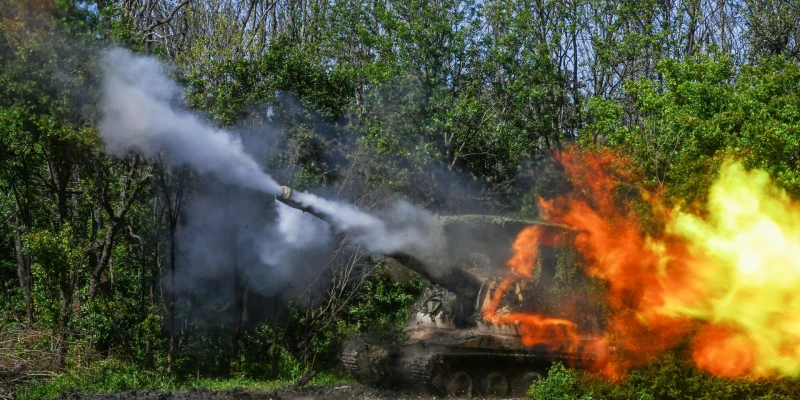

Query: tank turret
275;187;607;397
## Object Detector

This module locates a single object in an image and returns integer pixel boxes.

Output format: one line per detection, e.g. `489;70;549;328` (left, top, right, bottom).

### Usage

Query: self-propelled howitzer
275;186;606;397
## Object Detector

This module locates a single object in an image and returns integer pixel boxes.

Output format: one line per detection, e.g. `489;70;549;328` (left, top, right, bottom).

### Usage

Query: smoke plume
291;191;441;255
100;48;282;195
98;48;443;291
175;187;333;298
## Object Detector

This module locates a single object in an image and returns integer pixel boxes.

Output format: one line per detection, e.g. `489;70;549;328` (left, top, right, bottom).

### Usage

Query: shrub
529;363;594;400
571;351;800;400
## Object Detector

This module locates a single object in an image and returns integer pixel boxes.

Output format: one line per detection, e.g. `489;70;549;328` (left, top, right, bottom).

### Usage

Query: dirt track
50;384;525;400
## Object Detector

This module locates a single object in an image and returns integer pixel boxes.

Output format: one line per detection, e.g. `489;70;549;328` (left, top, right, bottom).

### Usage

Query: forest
1;0;800;399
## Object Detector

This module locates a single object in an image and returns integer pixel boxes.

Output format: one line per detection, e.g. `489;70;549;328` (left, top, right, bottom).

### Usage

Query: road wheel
447;371;473;397
511;371;542;395
479;372;508;397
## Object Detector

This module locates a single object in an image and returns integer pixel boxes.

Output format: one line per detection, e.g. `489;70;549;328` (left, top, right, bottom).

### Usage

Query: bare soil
50;384;524;400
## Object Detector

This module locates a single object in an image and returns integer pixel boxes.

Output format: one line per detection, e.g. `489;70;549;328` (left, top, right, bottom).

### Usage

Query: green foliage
16;360;351;400
528;358;800;400
590;52;800;206
16;360;173;400
339;265;425;343
529;363;594;400
184;34;354;126
573;351;800;400
26;225;85;328
235;325;305;380
307;369;356;386
524;356;800;400
178;377;288;391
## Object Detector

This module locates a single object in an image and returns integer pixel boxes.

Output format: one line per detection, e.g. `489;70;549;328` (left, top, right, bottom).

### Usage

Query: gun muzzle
275;185;306;211
275;185;334;225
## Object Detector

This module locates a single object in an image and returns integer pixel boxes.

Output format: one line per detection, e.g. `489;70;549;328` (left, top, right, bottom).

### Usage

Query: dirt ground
50;384;525;400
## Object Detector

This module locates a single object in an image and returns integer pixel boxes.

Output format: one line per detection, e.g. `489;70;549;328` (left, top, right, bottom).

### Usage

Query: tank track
341;339;396;387
341;340;365;379
410;353;437;387
344;333;598;394
406;349;590;395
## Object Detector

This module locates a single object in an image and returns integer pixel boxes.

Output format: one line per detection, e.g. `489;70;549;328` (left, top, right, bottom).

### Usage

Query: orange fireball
498;148;800;380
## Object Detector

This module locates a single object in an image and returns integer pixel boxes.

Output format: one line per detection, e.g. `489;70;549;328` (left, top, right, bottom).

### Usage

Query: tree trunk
56;165;69;224
269;296;280;379
88;224;119;298
270;0;278;40
571;0;581;132
155;163;186;376
167;229;176;375
14;207;34;327
229;269;246;375
57;284;71;368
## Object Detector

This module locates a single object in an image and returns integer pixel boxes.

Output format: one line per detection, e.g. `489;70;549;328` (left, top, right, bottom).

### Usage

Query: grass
15;360;355;400
16;360;173;400
177;370;354;392
177;378;288;391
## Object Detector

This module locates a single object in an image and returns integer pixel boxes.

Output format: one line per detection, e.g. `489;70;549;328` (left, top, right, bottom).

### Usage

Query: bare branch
145;0;192;34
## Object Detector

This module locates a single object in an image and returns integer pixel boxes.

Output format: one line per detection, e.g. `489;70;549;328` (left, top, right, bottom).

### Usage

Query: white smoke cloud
291;191;442;255
257;201;333;267
99;48;282;195
98;48;443;292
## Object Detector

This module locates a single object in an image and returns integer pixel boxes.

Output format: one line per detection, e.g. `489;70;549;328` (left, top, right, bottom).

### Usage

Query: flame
667;162;800;378
482;225;591;357
482;275;583;353
506;225;559;277
494;149;800;380
691;325;757;378
538;150;695;379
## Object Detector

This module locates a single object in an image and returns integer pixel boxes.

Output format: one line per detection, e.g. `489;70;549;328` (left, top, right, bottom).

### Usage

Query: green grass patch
16;360;174;400
176;377;288;391
15;359;356;400
307;368;357;386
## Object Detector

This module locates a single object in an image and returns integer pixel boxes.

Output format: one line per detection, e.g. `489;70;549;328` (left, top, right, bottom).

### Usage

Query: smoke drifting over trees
100;48;443;298
101;49;283;195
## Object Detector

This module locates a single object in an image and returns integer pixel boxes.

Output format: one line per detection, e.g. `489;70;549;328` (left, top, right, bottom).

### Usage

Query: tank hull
343;328;600;397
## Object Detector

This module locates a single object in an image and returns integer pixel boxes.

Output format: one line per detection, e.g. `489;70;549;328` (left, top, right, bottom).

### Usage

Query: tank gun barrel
274;185;482;301
388;252;481;298
276;185;332;223
276;185;309;212
275;185;300;209
275;186;432;275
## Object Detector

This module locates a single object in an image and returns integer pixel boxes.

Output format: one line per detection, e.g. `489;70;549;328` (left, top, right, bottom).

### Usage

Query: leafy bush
528;363;594;400
235;323;305;380
177;377;287;391
339;265;425;343
600;352;800;400
558;351;800;400
0;327;60;397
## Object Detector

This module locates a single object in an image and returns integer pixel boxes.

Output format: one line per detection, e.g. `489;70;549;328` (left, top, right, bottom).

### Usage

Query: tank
276;187;607;397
